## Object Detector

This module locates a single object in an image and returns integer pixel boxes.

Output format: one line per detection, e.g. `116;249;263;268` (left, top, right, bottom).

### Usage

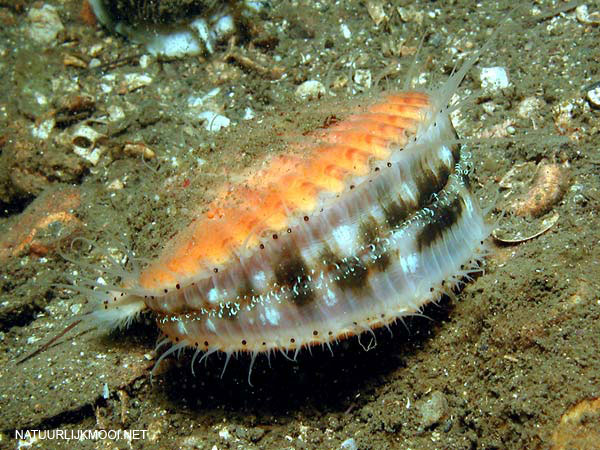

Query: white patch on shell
252;271;267;290
331;224;359;256
207;288;219;304
463;195;474;214
400;182;418;204
324;288;338;307
264;306;280;326
205;318;216;332
439;145;454;167
401;253;419;274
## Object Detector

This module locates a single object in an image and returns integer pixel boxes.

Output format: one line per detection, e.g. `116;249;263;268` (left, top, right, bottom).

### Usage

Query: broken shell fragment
479;66;510;92
576;5;600;25
0;186;81;261
552;397;600;449
493;160;570;244
295;80;326;101
492;213;559;245
586;82;600;109
511;161;570;218
366;1;387;26
71;124;106;165
123;142;155;159
63;54;88;68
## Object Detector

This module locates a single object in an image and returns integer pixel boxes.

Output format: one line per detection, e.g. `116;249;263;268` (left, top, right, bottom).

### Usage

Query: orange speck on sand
139;92;433;289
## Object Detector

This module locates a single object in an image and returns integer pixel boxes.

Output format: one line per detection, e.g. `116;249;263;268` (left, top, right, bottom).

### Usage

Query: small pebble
243;107;255;120
340;437;358;450
573;193;587;206
218;426;230;440
417;390;449;428
139;54;151;69
27;336;40;345
586;83;600;109
107;179;124;190
570;184;587;206
187;88;220;108
63;54;87;68
212;15;235;42
295;80;326;101
88;43;103;57
482;102;497;114
123;143;155;159
88;58;101;69
107;105;125;122
353;69;372;89
340;23;352;39
517;96;546;119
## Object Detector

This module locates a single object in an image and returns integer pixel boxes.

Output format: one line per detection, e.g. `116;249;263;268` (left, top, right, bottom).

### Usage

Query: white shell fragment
189;18;214;54
353;69;372;90
397;6;424;25
576;5;600;25
340;23;352;39
295;80;327;101
479;67;510;92
243;107;255;120
197;111;231;132
340;438;358;450
517;96;546;119
146;31;202;58
107;105;125;122
123;73;153;92
366;1;387;26
123;143;155;160
187;88;221;109
71;124;105;165
31;118;55;140
211;15;236;42
27;4;64;46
